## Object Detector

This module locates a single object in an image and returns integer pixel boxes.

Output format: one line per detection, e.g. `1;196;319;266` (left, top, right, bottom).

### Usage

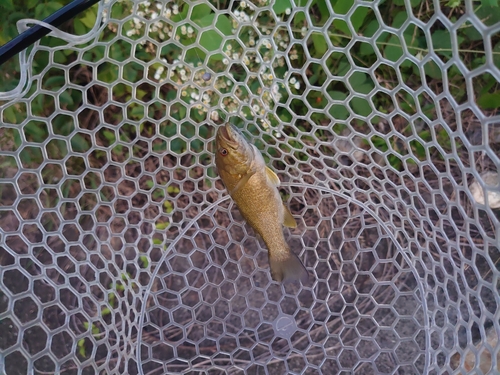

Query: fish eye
219;148;228;156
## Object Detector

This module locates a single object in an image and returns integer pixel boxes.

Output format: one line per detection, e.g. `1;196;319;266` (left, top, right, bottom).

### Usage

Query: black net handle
0;0;101;66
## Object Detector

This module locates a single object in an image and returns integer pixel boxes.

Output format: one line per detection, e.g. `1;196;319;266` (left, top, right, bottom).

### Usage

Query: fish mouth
220;123;231;141
217;123;238;148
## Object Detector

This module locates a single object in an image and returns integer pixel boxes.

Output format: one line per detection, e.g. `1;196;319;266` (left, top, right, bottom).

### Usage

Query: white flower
294;82;300;90
289;77;296;84
285;8;291;15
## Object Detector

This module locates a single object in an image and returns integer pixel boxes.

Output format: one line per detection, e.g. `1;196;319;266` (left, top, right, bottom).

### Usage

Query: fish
215;123;308;283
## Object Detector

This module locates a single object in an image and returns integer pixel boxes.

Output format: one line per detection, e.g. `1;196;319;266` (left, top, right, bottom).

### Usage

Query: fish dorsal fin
283;205;297;228
265;166;280;187
228;169;256;196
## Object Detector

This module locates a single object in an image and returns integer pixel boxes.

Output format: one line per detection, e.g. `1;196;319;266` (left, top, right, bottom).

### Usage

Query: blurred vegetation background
0;0;499;170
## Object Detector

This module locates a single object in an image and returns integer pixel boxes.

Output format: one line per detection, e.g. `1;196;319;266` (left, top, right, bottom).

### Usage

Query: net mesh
0;0;499;374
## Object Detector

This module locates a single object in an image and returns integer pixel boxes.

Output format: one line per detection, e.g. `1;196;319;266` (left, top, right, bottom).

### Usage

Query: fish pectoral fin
283;205;297;228
265;166;280;187
228;169;256;196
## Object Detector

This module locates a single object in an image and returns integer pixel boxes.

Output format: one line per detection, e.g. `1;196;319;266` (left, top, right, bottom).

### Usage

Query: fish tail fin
269;250;308;284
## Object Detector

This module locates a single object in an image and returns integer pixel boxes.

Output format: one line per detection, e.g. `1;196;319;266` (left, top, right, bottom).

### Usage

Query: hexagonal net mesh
1;0;499;374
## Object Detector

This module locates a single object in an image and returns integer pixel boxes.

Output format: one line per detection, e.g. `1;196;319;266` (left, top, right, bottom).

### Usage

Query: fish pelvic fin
282;205;297;228
269;250;308;284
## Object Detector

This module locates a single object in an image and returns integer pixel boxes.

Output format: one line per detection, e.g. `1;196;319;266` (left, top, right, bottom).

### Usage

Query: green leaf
332;19;350;38
80;8;97;29
44;75;65;89
350;97;372;116
393;0;422;6
156;221;170;230
27;0;38;9
200;30;223;51
36;1;63;18
478;93;500;109
78;339;86;357
197;13;215;28
59;91;74;107
392;11;408;29
293;11;306;27
24;122;48;143
3;106;16;123
424;60;442;79
460;23;483;41
191;3;213;24
312;33;327;57
71;134;90;153
101;307;111;316
328;91;349;120
383;34;403;62
216;15;233;36
349;6;370;33
349;72;374;94
362;19;380;38
333;0;353;14
432;29;452;52
313;0;330;24
74;19;87;35
1;0;14;11
273;0;292;14
482;0;499;6
493;41;500;69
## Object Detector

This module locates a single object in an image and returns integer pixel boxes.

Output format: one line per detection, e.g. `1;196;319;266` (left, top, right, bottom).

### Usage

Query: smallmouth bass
215;123;308;283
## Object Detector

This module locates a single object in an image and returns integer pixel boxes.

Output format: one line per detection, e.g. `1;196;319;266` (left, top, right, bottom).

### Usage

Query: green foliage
1;0;498;175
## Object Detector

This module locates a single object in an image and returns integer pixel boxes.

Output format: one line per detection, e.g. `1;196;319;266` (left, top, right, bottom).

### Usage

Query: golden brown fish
215;123;308;283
